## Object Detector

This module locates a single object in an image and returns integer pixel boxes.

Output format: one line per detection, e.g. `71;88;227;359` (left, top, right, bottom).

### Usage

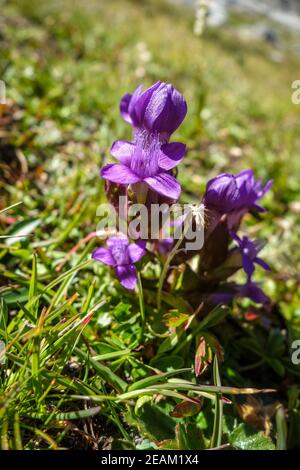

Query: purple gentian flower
230;231;271;279
204;169;272;214
101;82;187;201
92;235;146;290
101;131;185;200
120;81;187;141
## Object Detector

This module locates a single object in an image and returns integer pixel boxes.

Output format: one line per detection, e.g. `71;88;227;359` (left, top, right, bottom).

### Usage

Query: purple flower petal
92;247;115;266
101;164;140;185
242;254;255;278
128;241;146;263
128;85;145;125
158;142;186;170
134;82;161;125
255;257;271;271
210;292;235;305
106;235;129;248
120;93;133;124
130;132;161;178
204;173;240;213
143;82;168;129
257;179;273;199
239;282;269;304
144;173;181;200
229;230;242;244
110;140;134;164
252;204;267;213
235;169;254;188
107;236;130;265
115;265;137;290
144;83;187;136
120;82;187;138
120;85;145;126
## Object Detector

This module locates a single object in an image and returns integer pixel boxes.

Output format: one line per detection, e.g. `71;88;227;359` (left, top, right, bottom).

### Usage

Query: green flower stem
157;210;193;312
137;272;145;341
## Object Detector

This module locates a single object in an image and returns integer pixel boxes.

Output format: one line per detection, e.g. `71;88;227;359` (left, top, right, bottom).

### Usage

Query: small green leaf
157;331;181;354
132;403;175;441
163;310;189;329
229;424;275;450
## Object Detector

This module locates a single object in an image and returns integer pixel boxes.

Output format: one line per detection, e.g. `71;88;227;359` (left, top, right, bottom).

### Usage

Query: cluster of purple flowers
201;169;272;303
92;81;272;303
93;81;187;289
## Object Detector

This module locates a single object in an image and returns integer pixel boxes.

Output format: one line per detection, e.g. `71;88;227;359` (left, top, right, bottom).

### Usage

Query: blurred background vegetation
0;0;300;450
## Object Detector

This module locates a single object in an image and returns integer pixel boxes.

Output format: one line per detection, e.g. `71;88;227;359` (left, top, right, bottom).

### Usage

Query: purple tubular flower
92;236;146;290
120;81;187;140
101;132;185;200
204;169;273;214
204;174;240;213
101;82;187;201
230;231;271;279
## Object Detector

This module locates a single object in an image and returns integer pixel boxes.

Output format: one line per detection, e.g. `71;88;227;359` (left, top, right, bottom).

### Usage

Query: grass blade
210;355;223;448
74;347;127;393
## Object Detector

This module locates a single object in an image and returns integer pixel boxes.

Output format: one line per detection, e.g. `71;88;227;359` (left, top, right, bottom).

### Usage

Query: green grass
0;0;300;450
